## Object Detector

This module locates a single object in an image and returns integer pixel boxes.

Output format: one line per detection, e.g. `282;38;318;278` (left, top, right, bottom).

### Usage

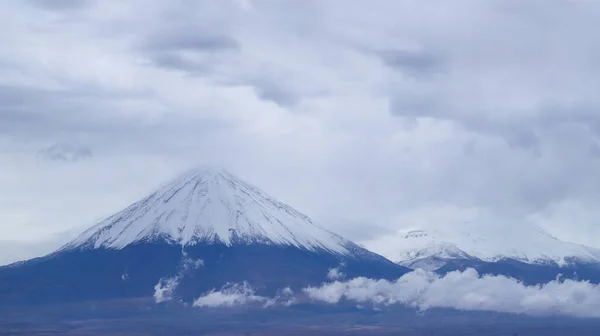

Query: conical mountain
0;167;409;306
64;166;353;254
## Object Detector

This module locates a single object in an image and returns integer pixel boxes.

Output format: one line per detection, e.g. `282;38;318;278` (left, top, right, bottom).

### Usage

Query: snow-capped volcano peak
364;220;600;269
63;166;351;254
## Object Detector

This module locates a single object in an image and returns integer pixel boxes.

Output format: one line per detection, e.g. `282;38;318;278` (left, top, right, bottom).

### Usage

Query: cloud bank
304;269;600;318
185;267;600;318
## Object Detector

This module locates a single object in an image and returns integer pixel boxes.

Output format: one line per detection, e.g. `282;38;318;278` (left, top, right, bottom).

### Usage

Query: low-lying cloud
154;276;179;303
193;283;296;308
304;268;600;318
327;266;345;281
167;267;600;318
153;253;204;303
193;282;267;308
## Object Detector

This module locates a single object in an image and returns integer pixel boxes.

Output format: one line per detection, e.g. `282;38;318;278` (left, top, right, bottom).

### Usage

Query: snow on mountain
364;221;600;270
62;166;351;255
1;166;409;305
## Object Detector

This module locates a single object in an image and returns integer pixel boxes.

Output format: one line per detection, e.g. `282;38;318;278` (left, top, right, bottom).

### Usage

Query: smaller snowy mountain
365;220;600;273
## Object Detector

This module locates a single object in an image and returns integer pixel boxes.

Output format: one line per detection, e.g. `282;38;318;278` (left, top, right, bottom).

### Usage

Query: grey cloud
144;31;239;53
150;53;212;74
128;3;315;107
0;240;59;266
28;0;90;10
141;27;240;73
249;78;300;107
0;82;241;165
390;96;439;118
0;84;158;138
539;105;600;138
0;229;77;266
375;49;445;77
322;219;393;243
4;0;600;252
390;101;541;153
37;144;93;162
389;95;600;155
213;70;310;108
504;127;540;152
141;28;306;107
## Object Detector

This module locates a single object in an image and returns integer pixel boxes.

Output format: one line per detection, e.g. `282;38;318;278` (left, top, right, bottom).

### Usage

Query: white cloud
153;253;204;303
193;284;297;308
153;276;179;303
304;268;600;318
327;267;345;281
181;252;204;271
193;282;267;308
264;287;296;308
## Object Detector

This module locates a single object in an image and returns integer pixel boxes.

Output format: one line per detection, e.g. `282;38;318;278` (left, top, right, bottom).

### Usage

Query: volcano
0;167;409;306
369;221;600;284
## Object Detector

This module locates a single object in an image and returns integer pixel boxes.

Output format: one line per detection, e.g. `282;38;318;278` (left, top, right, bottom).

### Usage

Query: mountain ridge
376;222;600;271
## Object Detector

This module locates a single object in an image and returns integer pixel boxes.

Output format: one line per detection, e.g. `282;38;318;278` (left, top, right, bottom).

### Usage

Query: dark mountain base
435;258;600;284
2;300;600;336
0;242;409;306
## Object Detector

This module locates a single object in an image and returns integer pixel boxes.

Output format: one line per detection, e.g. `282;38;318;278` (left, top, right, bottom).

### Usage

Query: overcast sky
2;0;600;264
